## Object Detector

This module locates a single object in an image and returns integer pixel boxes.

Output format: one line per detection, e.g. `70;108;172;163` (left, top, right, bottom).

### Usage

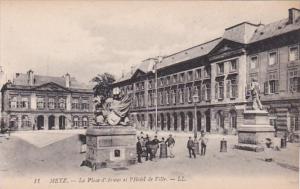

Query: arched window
21;115;30;128
82;117;88;128
73;116;79;127
229;110;237;129
216;111;225;129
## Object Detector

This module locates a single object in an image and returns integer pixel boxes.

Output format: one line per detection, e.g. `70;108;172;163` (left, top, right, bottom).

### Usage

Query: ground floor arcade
130;104;245;135
3;112;93;131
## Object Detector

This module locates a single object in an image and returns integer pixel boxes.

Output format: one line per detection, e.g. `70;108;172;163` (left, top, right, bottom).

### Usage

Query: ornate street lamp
153;56;163;133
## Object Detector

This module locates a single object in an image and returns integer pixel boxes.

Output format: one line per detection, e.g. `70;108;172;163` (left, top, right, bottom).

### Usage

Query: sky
0;1;299;84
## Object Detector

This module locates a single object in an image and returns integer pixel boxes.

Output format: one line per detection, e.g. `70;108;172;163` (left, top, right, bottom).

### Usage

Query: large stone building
113;8;300;137
1;70;94;131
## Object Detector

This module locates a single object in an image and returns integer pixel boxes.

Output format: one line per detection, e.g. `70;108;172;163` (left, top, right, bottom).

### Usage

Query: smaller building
1;70;94;131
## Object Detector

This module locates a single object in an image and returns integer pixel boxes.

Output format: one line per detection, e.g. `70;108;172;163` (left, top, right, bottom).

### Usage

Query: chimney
27;70;34;86
130;66;135;74
288;8;300;24
65;73;70;88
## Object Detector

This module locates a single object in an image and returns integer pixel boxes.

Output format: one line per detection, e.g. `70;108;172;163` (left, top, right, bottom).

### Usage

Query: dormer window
159;78;164;86
204;66;211;78
187;71;193;81
195;69;201;79
268;51;278;66
230;59;238;72
148;80;152;89
250;56;258;69
180;73;185;82
166;76;170;85
173;74;178;83
289;46;299;61
217;63;224;75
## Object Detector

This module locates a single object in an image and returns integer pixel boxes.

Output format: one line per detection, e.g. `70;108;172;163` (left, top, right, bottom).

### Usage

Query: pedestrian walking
136;137;143;163
187;137;196;158
165;134;175;158
199;131;208;156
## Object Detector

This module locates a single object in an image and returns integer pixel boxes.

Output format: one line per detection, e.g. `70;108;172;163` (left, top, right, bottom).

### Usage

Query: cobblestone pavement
0;130;298;189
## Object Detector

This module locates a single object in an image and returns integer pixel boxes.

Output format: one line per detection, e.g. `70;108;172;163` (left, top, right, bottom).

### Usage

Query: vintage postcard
0;1;299;189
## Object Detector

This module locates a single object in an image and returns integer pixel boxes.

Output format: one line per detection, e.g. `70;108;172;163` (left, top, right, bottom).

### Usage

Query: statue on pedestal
249;79;263;110
93;87;131;126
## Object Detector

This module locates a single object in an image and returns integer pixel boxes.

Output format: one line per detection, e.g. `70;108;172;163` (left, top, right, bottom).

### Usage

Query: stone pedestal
82;125;136;170
235;110;275;152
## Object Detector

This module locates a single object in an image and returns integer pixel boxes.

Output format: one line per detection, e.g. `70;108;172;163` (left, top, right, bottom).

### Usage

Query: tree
91;73;115;99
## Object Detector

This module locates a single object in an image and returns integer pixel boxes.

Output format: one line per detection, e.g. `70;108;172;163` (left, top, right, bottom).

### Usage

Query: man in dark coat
187;137;196;158
151;135;161;158
136;137;143;163
165;134;175;158
145;137;153;161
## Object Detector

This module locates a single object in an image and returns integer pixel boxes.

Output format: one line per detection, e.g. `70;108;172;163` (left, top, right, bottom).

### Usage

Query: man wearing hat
199;131;208;156
165;134;175;158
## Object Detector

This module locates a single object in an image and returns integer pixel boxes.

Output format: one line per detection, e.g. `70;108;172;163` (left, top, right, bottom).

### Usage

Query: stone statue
93;87;131;126
250;78;263;110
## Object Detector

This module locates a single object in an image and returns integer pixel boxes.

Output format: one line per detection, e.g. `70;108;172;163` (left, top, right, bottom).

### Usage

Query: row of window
73;116;89;127
9;115;89;128
9;96;90;110
216;59;238;75
132;79;238;108
249;70;300;95
215;79;238;100
250;45;299;69
131;60;238;92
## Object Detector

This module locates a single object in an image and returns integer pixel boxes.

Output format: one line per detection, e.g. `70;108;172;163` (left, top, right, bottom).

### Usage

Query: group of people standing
187;131;208;158
136;132;176;163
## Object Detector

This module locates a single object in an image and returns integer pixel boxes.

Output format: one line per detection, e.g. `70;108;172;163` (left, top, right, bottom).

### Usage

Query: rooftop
11;72;93;92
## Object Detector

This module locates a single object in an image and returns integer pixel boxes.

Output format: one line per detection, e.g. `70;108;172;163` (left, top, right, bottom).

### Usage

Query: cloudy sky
0;1;299;84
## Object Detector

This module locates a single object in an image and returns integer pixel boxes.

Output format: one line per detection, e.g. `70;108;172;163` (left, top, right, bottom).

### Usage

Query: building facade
1;70;94;131
113;8;300;137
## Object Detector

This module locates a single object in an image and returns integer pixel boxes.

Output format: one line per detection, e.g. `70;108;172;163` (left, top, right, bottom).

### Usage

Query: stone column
66;114;72;129
185;112;188;132
201;113;206;132
30;114;35;130
178;113;182;131
170;113;174;131
210;109;217;134
54;115;59;130
164;113;168;131
44;115;48;130
17;114;22;130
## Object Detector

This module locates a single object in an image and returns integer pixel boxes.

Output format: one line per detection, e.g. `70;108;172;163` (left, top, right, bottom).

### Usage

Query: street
0;130;298;189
